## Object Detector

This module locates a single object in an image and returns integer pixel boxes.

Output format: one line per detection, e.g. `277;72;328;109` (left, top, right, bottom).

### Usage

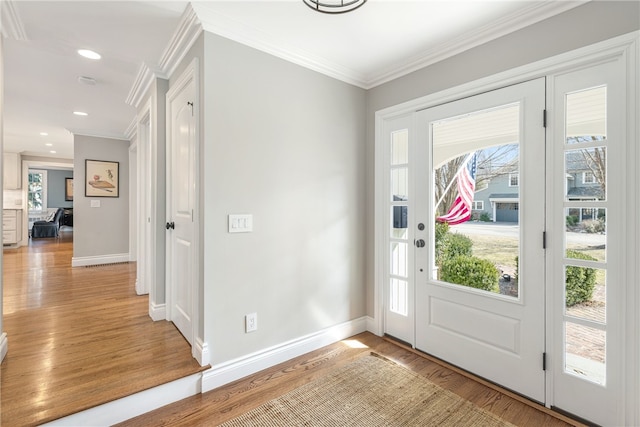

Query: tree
434;144;519;217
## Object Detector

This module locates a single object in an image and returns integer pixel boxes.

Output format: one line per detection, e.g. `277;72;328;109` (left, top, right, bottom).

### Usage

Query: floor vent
84;261;131;268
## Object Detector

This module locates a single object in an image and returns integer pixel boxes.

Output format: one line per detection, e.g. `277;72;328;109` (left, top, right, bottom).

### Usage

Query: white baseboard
366;315;382;336
41;373;202;427
71;253;130;268
0;333;7;364
194;337;210;366
149;302;166;321
201;316;367;393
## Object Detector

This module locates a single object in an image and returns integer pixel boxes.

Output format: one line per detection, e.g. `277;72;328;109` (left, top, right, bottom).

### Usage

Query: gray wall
73;135;129;258
365;1;640;314
201;32;367;364
45;169;73;209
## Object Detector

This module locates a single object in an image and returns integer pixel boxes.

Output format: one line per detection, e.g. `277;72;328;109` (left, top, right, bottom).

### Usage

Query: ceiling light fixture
302;0;366;14
50;151;57;154
77;49;101;60
45;143;53;147
40;132;48;136
73;111;88;116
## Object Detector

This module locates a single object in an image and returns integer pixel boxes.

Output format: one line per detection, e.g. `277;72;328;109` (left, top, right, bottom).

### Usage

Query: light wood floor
118;332;583;427
1;230;205;426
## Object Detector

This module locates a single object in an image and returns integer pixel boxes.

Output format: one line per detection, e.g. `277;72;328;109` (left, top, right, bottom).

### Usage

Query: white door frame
128;140;137;264
374;31;638;424
165;58;205;365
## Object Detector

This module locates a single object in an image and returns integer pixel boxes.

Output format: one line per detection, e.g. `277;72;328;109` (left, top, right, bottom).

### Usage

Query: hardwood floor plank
117;332;583;427
1;232;205;426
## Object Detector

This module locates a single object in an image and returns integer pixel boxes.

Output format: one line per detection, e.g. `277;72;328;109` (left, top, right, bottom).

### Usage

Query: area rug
219;353;514;426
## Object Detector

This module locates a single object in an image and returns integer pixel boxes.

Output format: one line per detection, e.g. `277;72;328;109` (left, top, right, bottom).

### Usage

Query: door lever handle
166;221;175;230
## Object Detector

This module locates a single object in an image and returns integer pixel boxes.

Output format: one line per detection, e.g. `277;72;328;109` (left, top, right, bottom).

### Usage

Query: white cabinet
3;209;22;245
3;152;21;190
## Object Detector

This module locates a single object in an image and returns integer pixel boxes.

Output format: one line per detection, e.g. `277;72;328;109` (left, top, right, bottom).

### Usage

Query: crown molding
1;0;27;40
126;63;161;109
365;1;588;88
67;128;130;142
191;0;587;90
191;2;366;88
125;3;202;108
158;3;203;80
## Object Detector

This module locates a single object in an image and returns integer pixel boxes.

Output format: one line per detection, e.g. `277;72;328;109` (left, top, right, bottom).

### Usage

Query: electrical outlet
245;312;257;333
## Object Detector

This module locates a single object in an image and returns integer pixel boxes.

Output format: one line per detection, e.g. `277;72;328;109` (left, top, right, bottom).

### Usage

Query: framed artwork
85;159;119;197
65;178;74;201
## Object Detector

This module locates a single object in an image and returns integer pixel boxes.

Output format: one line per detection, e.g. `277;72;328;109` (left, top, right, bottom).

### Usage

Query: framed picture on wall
65;178;74;201
85;159;119;198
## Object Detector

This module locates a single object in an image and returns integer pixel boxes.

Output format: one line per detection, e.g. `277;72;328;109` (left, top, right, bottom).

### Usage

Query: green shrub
444;233;473;259
565;250;597;307
566;215;579;227
480;212;491;222
441;255;499;292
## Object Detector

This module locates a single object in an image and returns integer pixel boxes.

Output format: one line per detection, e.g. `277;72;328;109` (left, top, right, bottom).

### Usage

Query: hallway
1;230;205;426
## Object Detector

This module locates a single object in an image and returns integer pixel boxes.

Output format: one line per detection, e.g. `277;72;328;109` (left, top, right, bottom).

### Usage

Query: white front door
166;63;198;345
547;59;625;426
414;79;546;402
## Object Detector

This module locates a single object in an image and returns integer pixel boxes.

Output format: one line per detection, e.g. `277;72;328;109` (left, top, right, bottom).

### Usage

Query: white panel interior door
414;79;546;403
167;70;197;345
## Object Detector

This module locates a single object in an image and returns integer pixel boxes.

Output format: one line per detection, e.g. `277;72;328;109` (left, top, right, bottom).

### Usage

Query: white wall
73;135;129;262
200;32;367;364
365;0;640;314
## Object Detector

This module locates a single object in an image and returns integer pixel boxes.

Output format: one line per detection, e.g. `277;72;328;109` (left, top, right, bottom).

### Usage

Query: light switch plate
90;200;101;208
228;214;253;233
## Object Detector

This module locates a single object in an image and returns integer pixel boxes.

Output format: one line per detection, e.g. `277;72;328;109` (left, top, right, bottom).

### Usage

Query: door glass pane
432;104;520;298
565;322;606;385
391;168;408;202
565;266;606;323
390;242;408;278
566;86;606;143
566;208;606;262
565;147;606;202
391;129;408;165
390;278;408;315
391;205;408;239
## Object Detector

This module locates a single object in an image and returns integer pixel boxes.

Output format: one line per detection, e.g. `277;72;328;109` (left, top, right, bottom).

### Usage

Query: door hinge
543;109;547;128
543;352;547;371
542;231;546;249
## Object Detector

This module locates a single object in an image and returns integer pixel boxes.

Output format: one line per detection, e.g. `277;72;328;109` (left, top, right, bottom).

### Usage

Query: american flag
436;153;478;225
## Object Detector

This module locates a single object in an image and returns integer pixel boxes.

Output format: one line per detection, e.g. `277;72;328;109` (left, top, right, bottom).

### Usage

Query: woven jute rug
220;352;514;426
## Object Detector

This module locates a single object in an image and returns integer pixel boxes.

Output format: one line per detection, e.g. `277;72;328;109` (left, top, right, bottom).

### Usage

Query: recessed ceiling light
73;111;88;116
40;132;48;136
50;151;57;154
78;49;101;60
45;143;53;147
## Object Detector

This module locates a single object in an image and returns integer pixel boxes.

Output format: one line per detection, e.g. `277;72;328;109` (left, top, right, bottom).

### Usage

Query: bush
480;212;491;222
441;256;499;292
566;215;579;227
565;250;597;307
435;228;473;269
581;219;605;234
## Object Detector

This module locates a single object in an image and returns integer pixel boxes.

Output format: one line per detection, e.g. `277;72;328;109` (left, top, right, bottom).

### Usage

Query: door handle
415;239;425;248
166;221;175;230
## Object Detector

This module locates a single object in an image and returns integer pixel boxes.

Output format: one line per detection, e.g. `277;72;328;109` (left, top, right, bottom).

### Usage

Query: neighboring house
472;149;604;223
472;171;519;222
